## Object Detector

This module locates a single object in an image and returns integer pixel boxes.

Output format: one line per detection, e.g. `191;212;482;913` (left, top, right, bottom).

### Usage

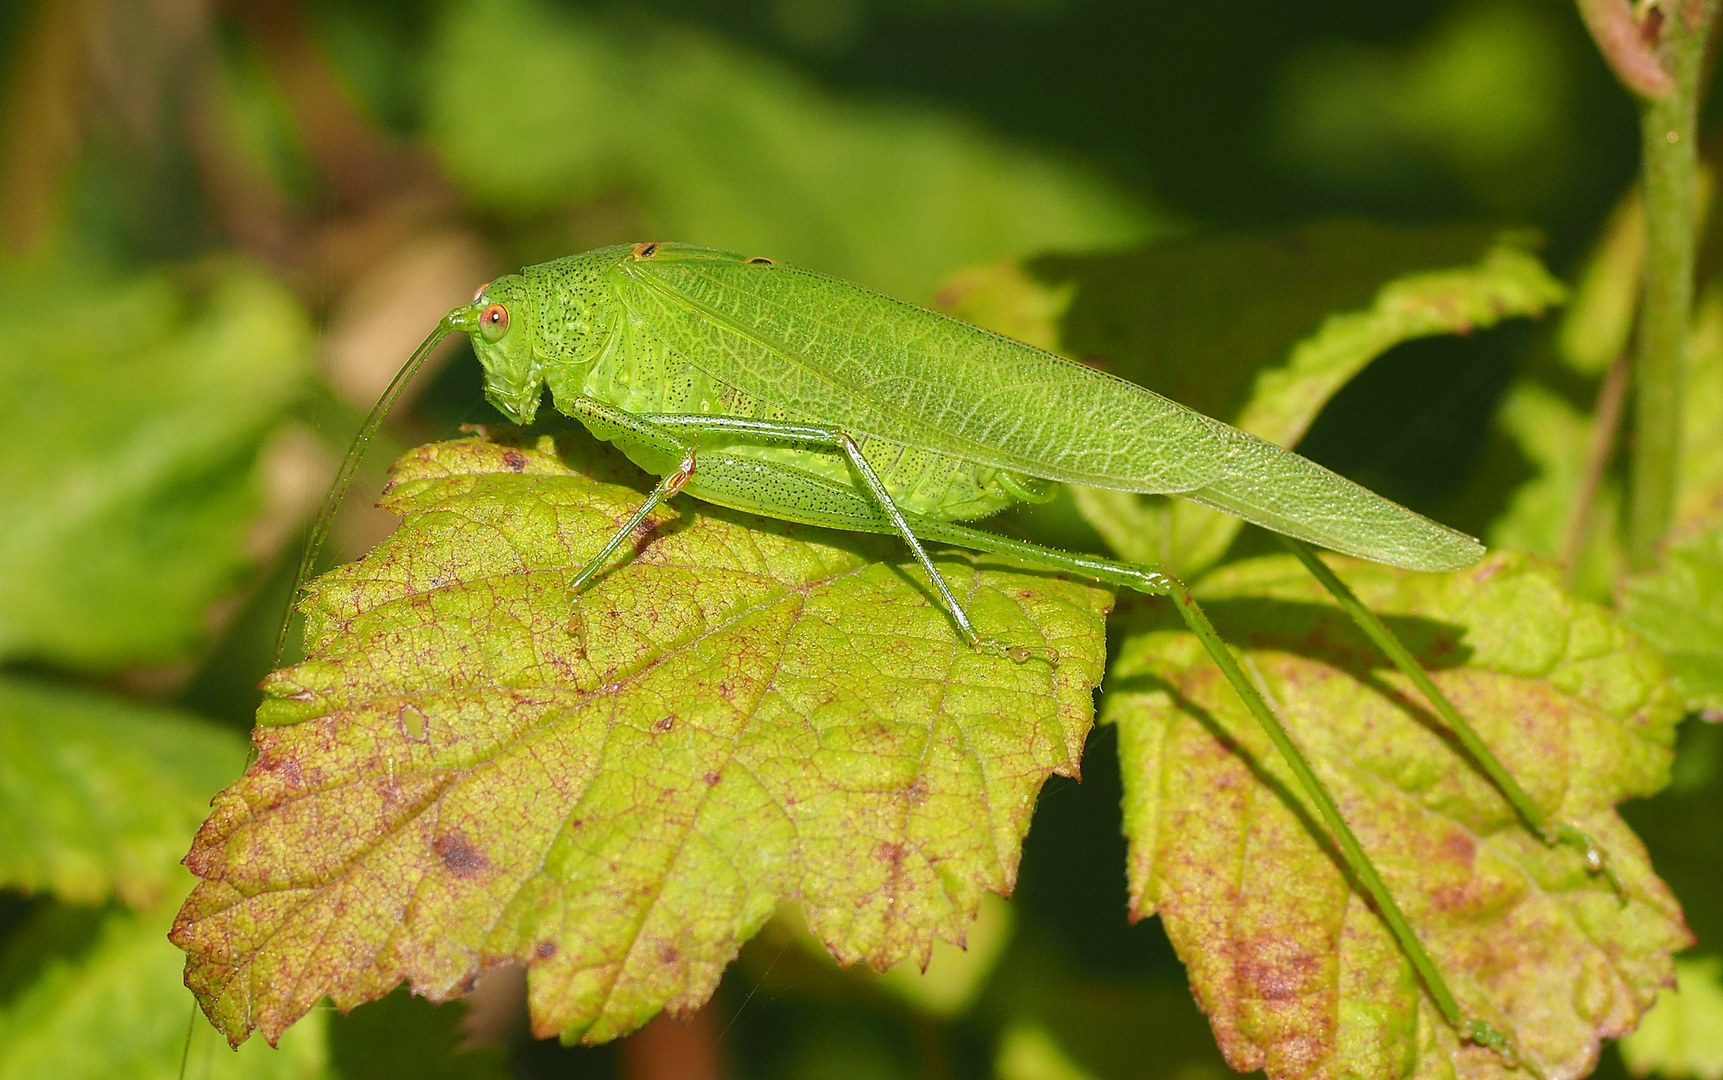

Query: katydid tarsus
286;241;1615;1065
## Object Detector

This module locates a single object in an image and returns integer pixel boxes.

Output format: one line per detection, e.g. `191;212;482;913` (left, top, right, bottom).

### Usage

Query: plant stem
1562;351;1632;586
1629;0;1717;568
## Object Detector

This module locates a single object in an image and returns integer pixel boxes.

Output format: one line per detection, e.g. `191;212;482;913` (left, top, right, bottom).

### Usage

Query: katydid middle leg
638;411;1047;659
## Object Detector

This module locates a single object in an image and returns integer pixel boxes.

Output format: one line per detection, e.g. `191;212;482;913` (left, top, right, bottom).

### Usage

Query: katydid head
460;275;543;426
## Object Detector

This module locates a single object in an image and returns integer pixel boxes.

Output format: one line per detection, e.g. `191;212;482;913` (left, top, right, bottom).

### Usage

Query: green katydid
286;240;1615;1064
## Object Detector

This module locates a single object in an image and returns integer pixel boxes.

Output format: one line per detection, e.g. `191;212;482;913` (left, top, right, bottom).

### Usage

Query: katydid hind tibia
286;241;1612;1064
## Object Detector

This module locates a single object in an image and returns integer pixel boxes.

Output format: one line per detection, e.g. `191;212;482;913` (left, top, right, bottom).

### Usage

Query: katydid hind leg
1280;538;1625;899
828;431;1037;660
1166;577;1521;1064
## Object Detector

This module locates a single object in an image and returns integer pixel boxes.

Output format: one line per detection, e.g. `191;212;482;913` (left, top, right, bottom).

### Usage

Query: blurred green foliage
0;0;1720;1077
0;264;311;669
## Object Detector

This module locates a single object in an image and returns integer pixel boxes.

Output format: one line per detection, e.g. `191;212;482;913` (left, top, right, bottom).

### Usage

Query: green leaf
996;1022;1104;1080
0;676;247;907
172;433;1111;1047
1619;530;1723;715
1620;957;1723;1080
0;262;312;671
1487;261;1723;604
1558;191;1642;378
1104;551;1689;1080
425;0;1152;300
0;891;326;1080
940;222;1565;575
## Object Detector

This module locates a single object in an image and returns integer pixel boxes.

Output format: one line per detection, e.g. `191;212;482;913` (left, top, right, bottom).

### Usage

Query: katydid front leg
564;401;1039;660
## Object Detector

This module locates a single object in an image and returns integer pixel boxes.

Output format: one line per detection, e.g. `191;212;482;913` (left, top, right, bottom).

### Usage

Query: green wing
618;246;1228;492
1183;424;1482;571
621;245;1481;571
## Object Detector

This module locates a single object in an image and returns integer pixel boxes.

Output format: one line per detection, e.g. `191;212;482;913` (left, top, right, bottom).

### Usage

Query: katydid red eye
480;303;510;341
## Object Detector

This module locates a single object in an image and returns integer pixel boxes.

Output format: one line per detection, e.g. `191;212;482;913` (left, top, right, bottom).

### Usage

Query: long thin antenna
273;314;465;667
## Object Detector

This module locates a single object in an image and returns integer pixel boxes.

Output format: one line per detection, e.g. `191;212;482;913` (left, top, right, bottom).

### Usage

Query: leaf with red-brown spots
1106;552;1690;1080
170;432;1110;1047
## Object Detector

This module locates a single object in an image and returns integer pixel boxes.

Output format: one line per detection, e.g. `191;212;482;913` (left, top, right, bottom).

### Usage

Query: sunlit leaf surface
173;433;1110;1045
1105;552;1689;1080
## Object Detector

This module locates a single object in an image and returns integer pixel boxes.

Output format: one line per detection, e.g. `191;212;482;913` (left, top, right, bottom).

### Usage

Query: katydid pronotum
285;241;1619;1064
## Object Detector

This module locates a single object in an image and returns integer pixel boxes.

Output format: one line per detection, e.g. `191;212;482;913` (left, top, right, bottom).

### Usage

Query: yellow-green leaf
172;433;1110;1047
1106;552;1689;1080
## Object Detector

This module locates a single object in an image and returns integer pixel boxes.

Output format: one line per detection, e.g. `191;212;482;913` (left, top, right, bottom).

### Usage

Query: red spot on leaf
1235;937;1322;1003
876;841;906;870
433;830;491;878
502;450;526;472
654;715;675;733
535;940;557;959
261;755;306;789
703;771;721;786
1441;831;1476;865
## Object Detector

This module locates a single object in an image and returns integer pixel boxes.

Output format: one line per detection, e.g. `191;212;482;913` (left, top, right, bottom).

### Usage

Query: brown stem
0;0;87;255
619;1005;725;1080
1560;351;1633;586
